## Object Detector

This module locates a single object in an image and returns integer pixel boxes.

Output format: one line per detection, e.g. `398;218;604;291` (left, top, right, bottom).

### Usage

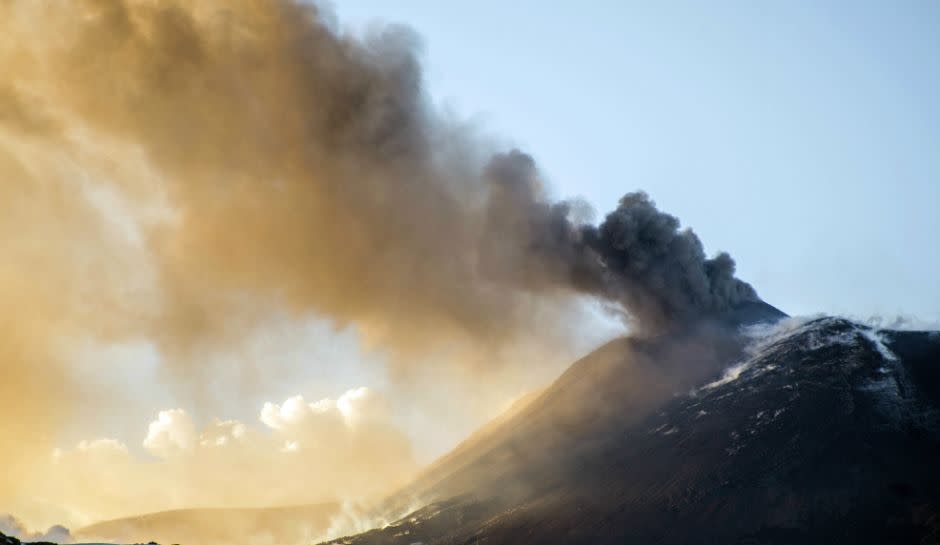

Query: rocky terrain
322;307;940;545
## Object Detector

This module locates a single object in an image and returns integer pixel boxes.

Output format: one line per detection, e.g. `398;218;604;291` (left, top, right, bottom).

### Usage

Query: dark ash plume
584;193;759;329
483;150;759;332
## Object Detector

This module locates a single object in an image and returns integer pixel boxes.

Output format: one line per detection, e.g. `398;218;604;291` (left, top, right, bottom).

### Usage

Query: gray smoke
0;0;761;374
483;150;759;333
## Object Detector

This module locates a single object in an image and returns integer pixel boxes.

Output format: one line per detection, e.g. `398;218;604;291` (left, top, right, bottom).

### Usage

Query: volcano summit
321;306;940;545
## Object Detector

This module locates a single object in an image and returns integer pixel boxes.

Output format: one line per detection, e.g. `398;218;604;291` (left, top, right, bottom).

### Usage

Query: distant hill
76;503;338;545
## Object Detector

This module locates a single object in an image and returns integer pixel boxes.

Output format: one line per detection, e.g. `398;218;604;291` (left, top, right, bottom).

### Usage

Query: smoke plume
482;151;758;331
1;0;755;349
0;0;758;529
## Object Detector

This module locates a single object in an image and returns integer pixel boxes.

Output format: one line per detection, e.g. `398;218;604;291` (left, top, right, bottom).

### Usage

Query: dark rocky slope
323;310;940;545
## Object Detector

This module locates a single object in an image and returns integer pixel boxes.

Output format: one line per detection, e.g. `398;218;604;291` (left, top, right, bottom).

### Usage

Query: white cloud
198;419;248;448
337;386;386;425
143;408;196;457
259;388;387;442
32;387;416;528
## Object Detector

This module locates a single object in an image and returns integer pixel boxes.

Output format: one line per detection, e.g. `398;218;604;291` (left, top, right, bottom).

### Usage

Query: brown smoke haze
0;0;758;534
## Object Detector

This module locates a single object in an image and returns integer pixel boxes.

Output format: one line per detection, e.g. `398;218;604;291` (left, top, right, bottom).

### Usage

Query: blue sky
332;0;940;322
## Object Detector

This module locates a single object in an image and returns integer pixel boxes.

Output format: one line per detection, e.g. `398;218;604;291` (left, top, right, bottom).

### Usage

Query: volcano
321;303;940;545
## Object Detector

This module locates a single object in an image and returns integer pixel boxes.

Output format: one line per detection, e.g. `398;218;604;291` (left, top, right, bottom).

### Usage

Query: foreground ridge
322;315;940;545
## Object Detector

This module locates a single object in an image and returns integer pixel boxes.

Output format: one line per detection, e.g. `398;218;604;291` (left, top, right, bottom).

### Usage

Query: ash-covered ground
321;306;940;545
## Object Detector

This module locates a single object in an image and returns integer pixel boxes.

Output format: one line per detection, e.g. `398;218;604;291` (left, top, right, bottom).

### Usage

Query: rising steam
0;0;758;531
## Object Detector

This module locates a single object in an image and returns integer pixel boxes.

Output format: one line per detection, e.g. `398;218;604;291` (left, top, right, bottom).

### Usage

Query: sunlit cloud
28;387;415;530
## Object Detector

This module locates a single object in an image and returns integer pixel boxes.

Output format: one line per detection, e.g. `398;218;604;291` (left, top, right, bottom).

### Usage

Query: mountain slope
323;311;940;545
385;302;786;510
76;503;339;545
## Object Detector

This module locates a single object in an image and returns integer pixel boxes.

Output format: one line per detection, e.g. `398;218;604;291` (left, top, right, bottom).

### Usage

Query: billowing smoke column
586;193;758;327
483;150;758;331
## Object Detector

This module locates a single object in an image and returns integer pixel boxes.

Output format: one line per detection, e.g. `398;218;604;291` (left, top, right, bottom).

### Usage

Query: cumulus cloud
143;408;197;457
261;387;387;437
30;387;415;529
